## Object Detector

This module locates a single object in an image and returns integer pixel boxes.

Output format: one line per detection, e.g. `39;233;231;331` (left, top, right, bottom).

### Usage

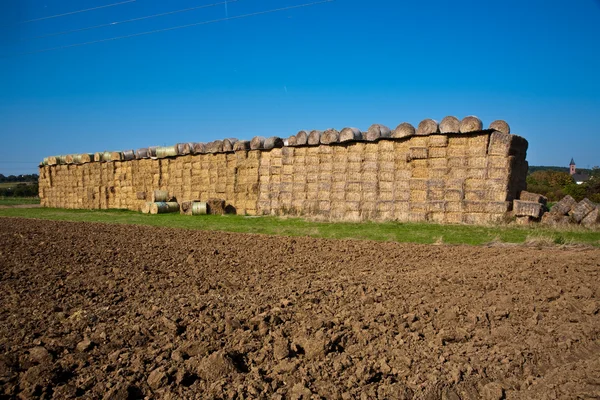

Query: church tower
570;158;576;175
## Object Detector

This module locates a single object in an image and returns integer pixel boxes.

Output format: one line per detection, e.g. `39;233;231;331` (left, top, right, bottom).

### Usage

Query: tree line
0;174;39;197
527;166;600;203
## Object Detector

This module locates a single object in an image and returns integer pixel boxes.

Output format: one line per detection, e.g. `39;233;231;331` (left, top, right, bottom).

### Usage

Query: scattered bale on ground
550;195;577;216
264;137;284;150
570;198;597;223
339;127;362;142
207;198;226;215
150;202;180;214
320;129;340;144
364;124;391;141
459;116;483;133
140;202;152;214
519;191;547;205
541;212;571;226
489;120;511;134
181;200;207;215
250;136;265;150
513;200;543;218
307;130;322;145
416;119;439;135
439;116;460;133
581;207;600;227
392;122;415;139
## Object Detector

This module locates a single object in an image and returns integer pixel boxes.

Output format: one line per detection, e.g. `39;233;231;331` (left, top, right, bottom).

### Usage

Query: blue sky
1;0;599;175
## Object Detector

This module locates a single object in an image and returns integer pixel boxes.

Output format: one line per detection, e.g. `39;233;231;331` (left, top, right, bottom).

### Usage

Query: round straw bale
80;153;93;163
459;116;483;133
65;155;75;164
392;122;415;139
152;190;169;202
150;201;180;214
223;138;239;152
250;136;266;150
287;135;298;146
122;150;135;161
192;143;206;154
321;128;340;144
307;130;322;145
207;140;224;153
339;127;362;142
47;156;58;166
233;140;250;151
93;152;102;162
295;130;309;146
135;148;149;159
141;202;152;214
439;116;460;133
264;136;284;149
489;120;510;134
365;124;391;141
416;119;439;135
176;143;191;155
148;146;159;157
110;152;122;161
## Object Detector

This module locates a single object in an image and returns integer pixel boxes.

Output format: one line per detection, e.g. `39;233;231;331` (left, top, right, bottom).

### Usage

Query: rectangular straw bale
332;162;346;173
281;174;293;183
427;201;446;212
428;135;448;148
486;201;511;213
427;189;445;201
395;169;411;180
379;181;393;192
487;155;511;169
332;180;346;191
347;162;362;173
464;190;488;201
378;140;394;151
444;212;463;224
462;213;491;225
363;191;378;202
429;212;444;223
346;191;361;202
448;168;468;179
409;147;428;160
409;212;428;222
427;158;448;168
379;161;394;172
467;168;487;180
487;167;510;180
362;172;378;183
409;136;428;147
318;201;331;213
463;201;488;213
468;157;488;168
332;172;346;183
293;173;307;183
331;191;345;201
448;136;468;147
446;201;463;212
465;178;487;190
428;147;447;159
447;146;468;157
379;190;394;201
362;181;378;193
410;190;427;202
291;199;305;211
429;168;448;178
409;179;428;191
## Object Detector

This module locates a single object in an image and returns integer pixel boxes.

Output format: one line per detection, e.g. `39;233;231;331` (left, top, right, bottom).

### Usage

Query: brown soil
1;218;599;399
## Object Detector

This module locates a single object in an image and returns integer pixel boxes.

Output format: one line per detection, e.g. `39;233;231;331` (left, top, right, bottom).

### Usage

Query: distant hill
528;166;593;175
0;174;38;183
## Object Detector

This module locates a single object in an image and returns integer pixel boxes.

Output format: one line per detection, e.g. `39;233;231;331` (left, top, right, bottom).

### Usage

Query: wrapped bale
439;116;460;133
339;127;362;142
207;198;226;215
122;150;135;161
206;140;224;153
364;124;391;141
148;146;159;157
176;143;191;155
416;119;439;135
151;190;170;202
513;200;543;218
489;120;511;134
150;202;180;214
320;128;340;144
250;136;266;150
570;198;596;223
307;130;322;145
136;148;150;159
459;116;483;133
295;130;309;146
181;200;207;215
156;146;178;158
392;122;415;139
264;136;284;149
550;195;577;215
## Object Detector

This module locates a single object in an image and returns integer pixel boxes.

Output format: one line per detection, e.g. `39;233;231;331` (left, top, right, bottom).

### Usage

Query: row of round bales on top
41;116;510;166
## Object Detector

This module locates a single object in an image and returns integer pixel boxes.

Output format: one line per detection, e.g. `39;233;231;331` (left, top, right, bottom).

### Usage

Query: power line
6;0;334;57
17;0;136;24
24;0;239;41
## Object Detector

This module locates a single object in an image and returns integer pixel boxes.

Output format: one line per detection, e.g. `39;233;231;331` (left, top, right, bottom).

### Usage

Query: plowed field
1;218;599;399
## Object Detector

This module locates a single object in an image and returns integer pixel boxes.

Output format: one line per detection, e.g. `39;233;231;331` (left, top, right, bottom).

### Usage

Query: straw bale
467;168;487;180
447;146;468;157
307;130;322;145
464;179;487;191
459;116;483;133
110;152;122;161
487;156;510;169
439;116;460;133
464;190;488;201
416;119;439;135
294;130;308;146
264;136;284;150
581;207;600;227
487;131;515;156
427;188;444;201
429;211;445;223
428;168;447;179
428;135;449;148
445;189;464;202
549;195;577;216
428;147;447;159
570;198;596;223
410;190;427;202
462;201;488;213
339;127;362;142
249;136;265;150
376;171;393;182
330;191;345;201
409;147;428;160
343;190;360;201
448;168;468;179
221;138;237;152
176;143;191;155
208;140;225;153
364;124;391;142
319;128;339;145
409;212;428;222
489;120;510;134
512;200;543;218
487;201;511;213
411;167;428;180
391;122;415;139
487;168;509;180
380;190;395;201
444;212;463;224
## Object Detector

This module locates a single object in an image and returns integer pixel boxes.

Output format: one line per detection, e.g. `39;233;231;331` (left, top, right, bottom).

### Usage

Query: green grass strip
0;197;40;206
1;207;599;247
